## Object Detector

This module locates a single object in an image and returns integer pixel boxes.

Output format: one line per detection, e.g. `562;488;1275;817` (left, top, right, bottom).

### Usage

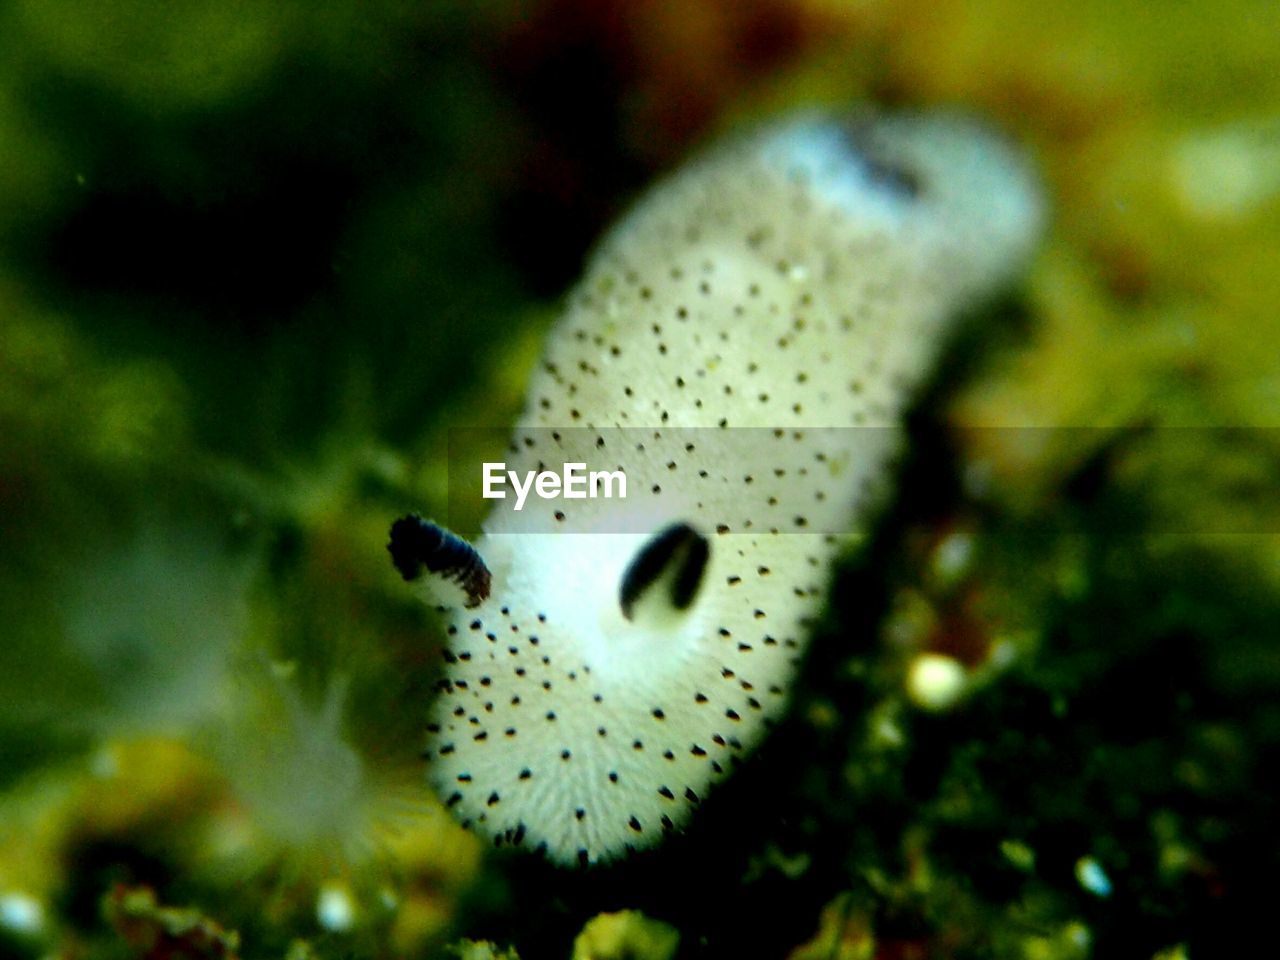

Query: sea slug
393;108;1043;865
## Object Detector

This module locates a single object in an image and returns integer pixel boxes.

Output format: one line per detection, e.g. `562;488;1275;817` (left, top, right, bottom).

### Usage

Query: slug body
416;109;1043;865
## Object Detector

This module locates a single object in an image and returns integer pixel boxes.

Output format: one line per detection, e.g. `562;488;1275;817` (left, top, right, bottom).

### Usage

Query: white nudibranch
393;109;1043;865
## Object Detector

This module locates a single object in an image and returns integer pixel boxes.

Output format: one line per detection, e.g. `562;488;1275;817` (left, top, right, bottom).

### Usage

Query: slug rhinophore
394;109;1043;865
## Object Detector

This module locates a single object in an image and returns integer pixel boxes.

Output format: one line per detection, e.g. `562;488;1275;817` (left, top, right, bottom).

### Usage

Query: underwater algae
2;0;1279;958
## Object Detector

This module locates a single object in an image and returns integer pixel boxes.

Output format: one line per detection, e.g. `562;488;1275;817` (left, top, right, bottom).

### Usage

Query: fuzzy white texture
420;109;1043;865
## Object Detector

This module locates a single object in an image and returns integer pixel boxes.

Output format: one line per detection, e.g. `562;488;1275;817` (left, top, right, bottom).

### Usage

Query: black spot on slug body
388;514;491;607
619;521;711;620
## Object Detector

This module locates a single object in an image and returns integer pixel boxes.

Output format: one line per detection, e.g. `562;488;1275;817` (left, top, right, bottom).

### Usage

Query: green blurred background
1;1;1278;958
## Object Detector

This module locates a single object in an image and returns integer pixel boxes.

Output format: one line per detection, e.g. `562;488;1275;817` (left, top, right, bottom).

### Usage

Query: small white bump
0;891;45;936
316;880;356;931
1075;856;1113;898
905;653;967;712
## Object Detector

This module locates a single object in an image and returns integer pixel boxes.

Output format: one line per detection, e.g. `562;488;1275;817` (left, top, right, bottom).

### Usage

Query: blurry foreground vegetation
2;1;1279;958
